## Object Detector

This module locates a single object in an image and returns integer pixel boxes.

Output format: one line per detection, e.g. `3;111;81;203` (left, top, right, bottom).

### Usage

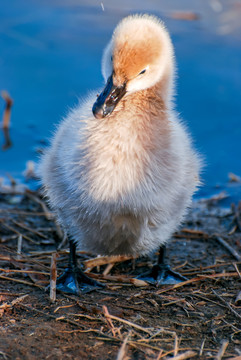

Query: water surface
0;0;241;203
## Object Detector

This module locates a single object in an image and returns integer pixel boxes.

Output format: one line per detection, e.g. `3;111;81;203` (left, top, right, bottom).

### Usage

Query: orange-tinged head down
93;14;174;119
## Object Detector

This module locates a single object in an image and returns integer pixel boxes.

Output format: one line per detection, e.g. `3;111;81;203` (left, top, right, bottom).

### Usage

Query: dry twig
103;305;117;337
18;303;87;329
103;263;114;275
215;339;229;360
0;274;43;288
167;350;197;360
102;309;153;335
17;234;22;259
212;289;241;321
214;235;241;261
12;219;47;239
199;338;206;356
1;90;13;150
0;220;38;244
116;331;131;360
50;252;57;302
156;272;239;294
25;190;54;220
84;255;133;269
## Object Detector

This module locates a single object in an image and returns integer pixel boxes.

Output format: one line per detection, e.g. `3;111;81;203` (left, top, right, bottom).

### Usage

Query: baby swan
40;14;200;294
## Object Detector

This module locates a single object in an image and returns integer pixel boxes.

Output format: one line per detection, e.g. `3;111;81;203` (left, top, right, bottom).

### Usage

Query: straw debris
0;183;240;359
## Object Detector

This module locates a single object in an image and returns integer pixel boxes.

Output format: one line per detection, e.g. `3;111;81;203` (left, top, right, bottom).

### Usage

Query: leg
56;240;104;295
138;246;187;285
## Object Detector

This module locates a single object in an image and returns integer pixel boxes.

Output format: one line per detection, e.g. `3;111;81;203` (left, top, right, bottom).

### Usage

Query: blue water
0;0;241;203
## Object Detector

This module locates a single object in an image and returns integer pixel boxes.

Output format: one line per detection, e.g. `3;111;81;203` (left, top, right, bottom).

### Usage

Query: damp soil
0;186;241;360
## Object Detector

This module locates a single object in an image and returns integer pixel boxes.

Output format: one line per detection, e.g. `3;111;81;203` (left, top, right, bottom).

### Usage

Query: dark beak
92;75;126;119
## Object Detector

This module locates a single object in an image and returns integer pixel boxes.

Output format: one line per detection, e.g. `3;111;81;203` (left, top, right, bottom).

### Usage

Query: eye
138;69;146;76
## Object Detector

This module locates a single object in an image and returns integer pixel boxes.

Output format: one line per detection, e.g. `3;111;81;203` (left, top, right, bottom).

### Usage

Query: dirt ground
0;186;241;360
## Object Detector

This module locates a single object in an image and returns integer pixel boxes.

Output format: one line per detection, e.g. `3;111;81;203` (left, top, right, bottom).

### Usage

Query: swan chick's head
92;14;174;119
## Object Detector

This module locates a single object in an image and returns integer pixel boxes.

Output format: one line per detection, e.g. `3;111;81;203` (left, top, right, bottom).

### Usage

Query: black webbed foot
56;266;104;295
54;239;104;295
137;246;187;286
137;263;187;286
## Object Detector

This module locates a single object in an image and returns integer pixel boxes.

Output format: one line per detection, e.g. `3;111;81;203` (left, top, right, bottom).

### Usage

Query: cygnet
40;14;201;294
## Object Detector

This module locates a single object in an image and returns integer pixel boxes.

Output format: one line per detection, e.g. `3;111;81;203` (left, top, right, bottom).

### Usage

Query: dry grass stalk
69;313;104;322
0;220;38;244
50;252;57;303
212;289;241;320
89;272;148;286
180;228;207;236
156;272;239;295
98;336;164;352
12;219;47;239
226;356;241;360
0;292;25;297
84;255;133;269
174;334;179;356
59;329;104;334
0;209;49;216
166;350;197;359
17;234;22;259
181;261;241;275
1;90;13;150
214;235;241;261
103;263;114;276
1;91;13;128
199;338;206;356
18;303;87;329
103;305;118;337
149;328;177;340
129;278;148;287
0;269;49;276
201;191;228;203
228;225;238;235
54;304;76;313
25;190;54;220
162;299;185;307
0;274;43;288
116;331;131;360
102;307;153;335
215;339;229;360
156;349;163;360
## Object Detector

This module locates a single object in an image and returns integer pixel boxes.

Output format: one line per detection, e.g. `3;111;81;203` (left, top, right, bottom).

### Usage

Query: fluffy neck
113;75;172;124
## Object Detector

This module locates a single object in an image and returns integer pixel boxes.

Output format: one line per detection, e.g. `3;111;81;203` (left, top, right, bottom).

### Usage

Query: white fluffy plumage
40;14;201;256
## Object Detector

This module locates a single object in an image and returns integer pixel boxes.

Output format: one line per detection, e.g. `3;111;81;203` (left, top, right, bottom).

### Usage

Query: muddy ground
0;186;241;360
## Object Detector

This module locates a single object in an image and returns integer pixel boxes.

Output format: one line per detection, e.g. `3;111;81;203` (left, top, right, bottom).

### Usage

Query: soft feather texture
40;14;201;256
